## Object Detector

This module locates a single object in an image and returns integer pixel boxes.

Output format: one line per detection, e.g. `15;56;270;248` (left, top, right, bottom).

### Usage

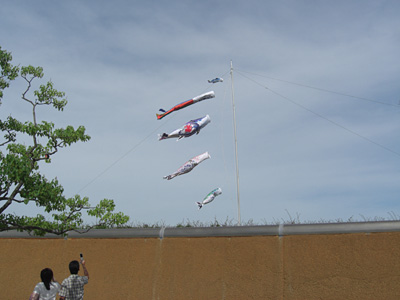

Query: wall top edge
1;221;400;239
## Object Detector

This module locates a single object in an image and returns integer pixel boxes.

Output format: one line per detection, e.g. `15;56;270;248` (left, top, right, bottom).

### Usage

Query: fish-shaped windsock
158;115;211;141
156;91;215;120
163;152;210;180
208;78;223;84
196;188;222;209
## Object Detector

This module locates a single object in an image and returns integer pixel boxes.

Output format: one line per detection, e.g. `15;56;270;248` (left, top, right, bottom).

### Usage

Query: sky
1;0;400;226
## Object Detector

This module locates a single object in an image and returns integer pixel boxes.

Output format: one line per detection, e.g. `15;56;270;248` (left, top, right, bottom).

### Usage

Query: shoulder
80;275;89;284
51;281;61;290
33;282;44;292
61;275;74;285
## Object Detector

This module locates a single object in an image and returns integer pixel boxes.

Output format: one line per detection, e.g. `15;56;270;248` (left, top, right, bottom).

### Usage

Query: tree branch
0;181;23;214
0;223;69;235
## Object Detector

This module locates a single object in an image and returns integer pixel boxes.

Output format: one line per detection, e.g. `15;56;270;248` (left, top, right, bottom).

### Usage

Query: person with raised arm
59;255;89;300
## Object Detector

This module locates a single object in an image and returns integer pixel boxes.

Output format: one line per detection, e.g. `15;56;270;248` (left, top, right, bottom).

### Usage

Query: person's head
69;260;80;275
40;268;53;290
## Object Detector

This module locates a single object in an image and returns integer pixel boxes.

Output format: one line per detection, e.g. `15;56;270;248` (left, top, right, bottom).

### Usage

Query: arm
81;260;89;279
29;292;39;300
59;284;66;300
59;278;67;300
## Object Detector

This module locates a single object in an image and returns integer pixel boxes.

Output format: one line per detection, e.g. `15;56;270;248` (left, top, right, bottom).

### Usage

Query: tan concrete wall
1;232;400;299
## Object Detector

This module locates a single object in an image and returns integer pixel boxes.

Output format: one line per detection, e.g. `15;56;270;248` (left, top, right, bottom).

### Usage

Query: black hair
40;268;53;290
69;260;80;274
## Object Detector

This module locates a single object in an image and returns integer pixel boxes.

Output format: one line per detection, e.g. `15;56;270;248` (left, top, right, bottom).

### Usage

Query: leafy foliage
0;47;129;236
0;46;19;103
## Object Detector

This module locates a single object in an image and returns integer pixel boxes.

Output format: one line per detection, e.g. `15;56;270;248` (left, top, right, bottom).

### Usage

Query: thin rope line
76;117;175;194
219;77;232;189
236;71;400;158
199;70;230;93
75;78;231;194
236;69;399;107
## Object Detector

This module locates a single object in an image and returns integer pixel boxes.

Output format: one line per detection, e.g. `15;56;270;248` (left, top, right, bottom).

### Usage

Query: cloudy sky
1;0;400;226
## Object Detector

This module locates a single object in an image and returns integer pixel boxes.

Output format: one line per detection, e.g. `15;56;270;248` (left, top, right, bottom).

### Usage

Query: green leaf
0;46;128;236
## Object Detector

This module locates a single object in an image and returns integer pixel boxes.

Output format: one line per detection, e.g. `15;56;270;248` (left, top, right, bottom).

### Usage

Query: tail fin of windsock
163;173;176;180
158;133;168;141
196;202;203;210
156;109;166;120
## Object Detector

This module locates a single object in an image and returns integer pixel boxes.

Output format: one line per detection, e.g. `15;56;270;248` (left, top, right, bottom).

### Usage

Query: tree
0;46;19;104
0;47;129;236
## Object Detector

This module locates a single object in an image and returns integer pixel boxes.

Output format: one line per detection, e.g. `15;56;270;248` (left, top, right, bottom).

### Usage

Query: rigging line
235;69;399;107
199;69;231;94
219;70;231;80
236;71;400;158
76;72;231;195
219;75;232;189
76;117;175;194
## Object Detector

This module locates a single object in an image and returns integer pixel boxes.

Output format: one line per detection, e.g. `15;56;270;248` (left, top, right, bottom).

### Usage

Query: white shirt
31;282;61;300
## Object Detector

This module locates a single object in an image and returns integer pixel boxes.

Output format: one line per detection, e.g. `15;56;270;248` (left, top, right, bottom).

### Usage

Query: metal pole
230;60;241;225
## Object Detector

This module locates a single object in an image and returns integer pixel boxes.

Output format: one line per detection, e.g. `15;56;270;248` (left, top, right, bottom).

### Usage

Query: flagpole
230;60;241;225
